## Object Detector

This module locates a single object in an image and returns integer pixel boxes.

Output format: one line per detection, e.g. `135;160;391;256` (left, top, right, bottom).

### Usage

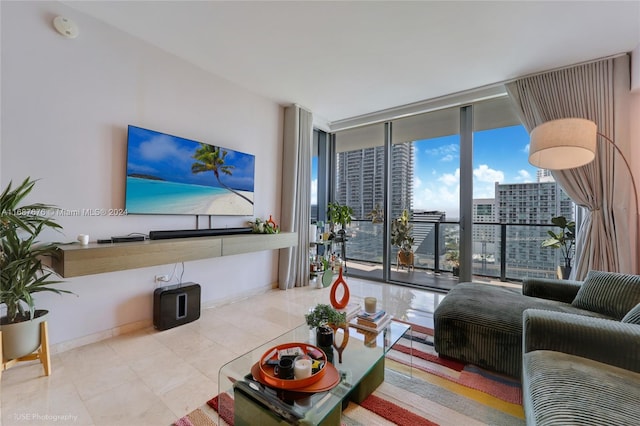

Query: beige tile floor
0;277;444;426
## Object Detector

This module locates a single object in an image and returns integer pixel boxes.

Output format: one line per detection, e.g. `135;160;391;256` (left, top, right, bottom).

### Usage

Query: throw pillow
622;303;640;324
572;270;640;320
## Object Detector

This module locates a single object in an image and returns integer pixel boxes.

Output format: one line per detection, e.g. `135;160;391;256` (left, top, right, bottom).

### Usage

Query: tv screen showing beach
125;125;255;215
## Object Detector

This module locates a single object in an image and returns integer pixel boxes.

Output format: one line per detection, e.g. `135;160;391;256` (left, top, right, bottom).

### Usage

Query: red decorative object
330;267;350;309
267;214;277;229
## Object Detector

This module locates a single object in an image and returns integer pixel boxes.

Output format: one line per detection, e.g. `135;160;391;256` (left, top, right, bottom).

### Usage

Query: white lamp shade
529;118;597;170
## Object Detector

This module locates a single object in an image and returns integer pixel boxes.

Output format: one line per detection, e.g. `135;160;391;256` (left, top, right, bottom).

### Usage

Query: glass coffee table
218;320;411;426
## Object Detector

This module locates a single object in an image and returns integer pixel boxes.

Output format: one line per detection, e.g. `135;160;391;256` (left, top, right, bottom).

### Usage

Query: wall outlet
155;274;169;283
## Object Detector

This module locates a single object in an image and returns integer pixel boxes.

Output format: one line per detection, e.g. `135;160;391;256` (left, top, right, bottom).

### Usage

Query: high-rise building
472;198;498;273
536;169;555;182
494;181;574;279
336;144;413;220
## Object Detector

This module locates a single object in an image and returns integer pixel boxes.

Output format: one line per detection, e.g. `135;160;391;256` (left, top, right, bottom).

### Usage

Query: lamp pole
597;132;640;274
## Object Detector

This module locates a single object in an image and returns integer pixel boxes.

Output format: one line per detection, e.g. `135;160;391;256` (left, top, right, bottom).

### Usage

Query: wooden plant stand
0;321;51;379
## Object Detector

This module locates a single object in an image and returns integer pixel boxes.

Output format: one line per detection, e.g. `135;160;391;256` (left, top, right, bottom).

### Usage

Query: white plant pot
0;310;48;362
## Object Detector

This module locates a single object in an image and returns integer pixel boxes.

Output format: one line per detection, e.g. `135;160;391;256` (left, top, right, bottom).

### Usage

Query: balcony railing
339;219;568;284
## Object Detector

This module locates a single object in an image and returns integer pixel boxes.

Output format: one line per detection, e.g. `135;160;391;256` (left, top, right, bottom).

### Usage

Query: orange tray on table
252;342;340;392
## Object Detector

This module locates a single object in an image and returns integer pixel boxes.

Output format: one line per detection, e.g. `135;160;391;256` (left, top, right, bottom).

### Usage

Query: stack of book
337;302;361;323
350;309;391;334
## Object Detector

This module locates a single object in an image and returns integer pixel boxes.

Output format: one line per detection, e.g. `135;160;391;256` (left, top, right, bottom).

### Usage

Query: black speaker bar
149;227;253;240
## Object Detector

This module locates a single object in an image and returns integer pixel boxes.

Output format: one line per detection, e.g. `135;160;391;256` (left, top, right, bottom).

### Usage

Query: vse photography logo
13;412;79;423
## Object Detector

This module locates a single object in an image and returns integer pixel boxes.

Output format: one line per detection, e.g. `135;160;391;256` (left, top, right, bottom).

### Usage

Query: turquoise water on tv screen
125;177;229;215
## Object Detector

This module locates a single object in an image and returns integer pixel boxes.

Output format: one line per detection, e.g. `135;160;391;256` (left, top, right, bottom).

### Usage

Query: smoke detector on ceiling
53;16;79;39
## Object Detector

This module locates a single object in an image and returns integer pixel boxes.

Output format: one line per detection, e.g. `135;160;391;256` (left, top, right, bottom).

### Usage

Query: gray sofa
433;270;640;378
523;308;640;425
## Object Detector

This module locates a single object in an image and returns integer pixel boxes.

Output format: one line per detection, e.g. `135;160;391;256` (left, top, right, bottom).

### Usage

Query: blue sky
312;124;537;219
413;124;535;218
127;126;255;191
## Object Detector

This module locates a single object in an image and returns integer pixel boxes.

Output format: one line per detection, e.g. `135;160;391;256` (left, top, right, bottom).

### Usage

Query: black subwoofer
153;283;201;330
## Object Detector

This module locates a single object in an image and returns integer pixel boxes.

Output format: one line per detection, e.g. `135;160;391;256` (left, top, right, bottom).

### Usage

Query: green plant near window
327;202;353;233
390;209;414;253
542;215;576;268
445;248;460;268
1;177;73;323
304;303;346;328
366;204;384;224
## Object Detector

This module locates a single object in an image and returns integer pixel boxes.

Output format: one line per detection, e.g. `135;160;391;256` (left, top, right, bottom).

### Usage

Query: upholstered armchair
522;307;640;425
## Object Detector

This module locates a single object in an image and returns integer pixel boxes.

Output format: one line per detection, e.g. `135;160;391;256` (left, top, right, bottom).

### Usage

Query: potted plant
327;202;353;239
0;178;72;362
305;303;346;345
445;248;460;277
542;215;576;279
366;204;384;224
390;210;414;269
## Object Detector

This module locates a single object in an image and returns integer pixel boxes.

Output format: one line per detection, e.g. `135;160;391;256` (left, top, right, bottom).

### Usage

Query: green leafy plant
390;210;414;253
0;178;72;323
327;202;353;232
445;248;460;268
542;215;576;267
366;204;384;224
249;217;279;234
304;303;346;328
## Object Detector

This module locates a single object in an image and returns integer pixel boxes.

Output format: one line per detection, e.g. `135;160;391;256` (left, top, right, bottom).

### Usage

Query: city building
335;144;413;220
495;181;574;279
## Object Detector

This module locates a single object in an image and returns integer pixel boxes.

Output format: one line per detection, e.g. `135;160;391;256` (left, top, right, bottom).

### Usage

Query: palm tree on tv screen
191;143;253;205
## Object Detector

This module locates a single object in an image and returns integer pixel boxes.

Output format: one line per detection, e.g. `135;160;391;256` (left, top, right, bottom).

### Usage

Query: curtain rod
330;52;630;133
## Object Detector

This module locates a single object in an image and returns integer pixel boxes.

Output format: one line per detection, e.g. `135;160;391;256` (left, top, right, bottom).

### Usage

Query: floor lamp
529;117;639;274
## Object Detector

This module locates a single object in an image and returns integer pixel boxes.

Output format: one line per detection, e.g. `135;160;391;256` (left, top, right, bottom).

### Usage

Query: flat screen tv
125;125;255;216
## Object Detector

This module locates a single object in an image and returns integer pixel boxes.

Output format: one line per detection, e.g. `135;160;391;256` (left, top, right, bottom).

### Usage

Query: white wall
1;2;284;346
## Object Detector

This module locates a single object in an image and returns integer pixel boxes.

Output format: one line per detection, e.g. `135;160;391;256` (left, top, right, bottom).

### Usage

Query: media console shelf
52;232;298;278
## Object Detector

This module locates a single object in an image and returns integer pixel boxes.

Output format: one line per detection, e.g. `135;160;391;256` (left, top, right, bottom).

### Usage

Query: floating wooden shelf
52;232;298;278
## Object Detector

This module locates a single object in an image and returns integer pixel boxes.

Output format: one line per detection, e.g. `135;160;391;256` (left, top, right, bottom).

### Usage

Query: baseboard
51;283;276;355
51;318;153;355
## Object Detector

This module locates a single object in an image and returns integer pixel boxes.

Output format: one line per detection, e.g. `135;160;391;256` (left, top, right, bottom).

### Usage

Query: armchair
522;308;640;425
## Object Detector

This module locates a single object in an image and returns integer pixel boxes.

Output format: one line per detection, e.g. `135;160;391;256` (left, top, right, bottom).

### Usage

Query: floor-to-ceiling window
323;92;574;291
389;108;460;287
333;124;385;281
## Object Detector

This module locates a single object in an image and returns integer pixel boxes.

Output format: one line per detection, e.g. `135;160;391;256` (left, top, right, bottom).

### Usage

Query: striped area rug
385;322;525;425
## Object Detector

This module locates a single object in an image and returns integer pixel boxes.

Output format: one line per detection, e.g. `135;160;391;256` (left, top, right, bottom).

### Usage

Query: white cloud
522;143;530;154
139;135;185;161
413;176;422;189
438;168;460;186
473;164;504;183
424;144;459;161
516;169;533;182
473;182;496;199
413;184;460;219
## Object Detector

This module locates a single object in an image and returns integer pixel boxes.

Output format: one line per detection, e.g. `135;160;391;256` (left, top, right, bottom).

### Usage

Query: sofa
433;270;640;378
522;307;640;425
